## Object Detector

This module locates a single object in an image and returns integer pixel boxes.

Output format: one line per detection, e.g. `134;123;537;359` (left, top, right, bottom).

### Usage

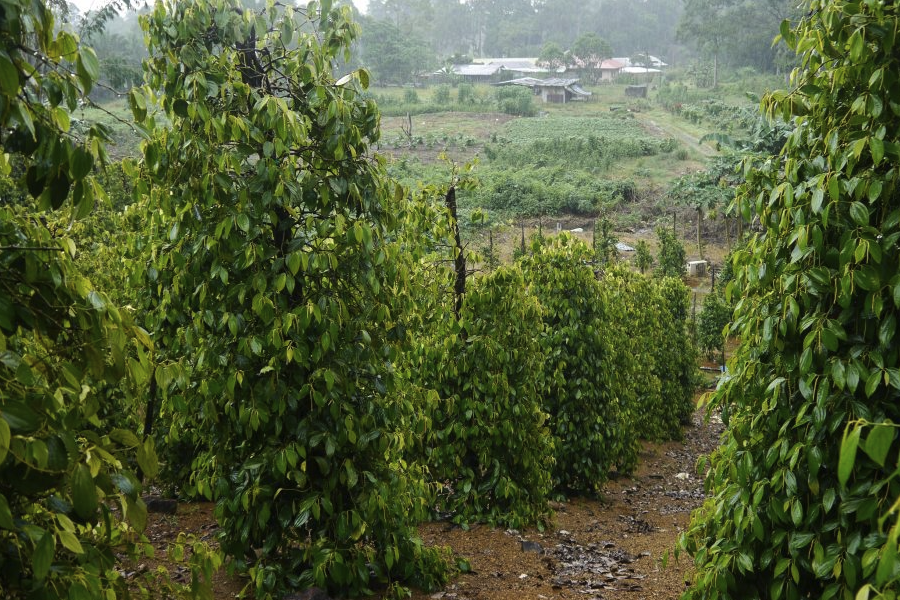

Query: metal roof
451;64;504;76
495;77;592;97
621;66;662;74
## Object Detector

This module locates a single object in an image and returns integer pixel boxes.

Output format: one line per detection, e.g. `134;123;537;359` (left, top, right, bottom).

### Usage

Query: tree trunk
713;50;719;88
713;50;719;90
445;186;466;322
697;207;703;259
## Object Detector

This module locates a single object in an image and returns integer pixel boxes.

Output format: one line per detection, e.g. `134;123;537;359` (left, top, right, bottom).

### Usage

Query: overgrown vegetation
681;4;900;600
3;0;788;598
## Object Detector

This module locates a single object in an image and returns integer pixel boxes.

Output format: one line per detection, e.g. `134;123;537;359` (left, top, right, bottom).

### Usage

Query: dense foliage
519;235;638;491
604;267;697;441
495;86;537;117
655;226;687;278
682;3;900;600
134;1;450;596
0;1;164;598
409;265;555;528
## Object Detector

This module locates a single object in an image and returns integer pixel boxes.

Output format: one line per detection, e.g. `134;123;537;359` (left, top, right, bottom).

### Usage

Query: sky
68;0;369;15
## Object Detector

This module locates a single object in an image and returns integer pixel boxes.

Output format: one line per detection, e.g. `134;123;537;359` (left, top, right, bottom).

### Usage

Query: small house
598;59;625;82
495;77;591;103
449;63;505;82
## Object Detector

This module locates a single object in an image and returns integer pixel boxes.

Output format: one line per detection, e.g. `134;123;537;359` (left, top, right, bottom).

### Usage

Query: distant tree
583;0;682;64
571;32;613;83
677;0;731;87
635;240;653;274
358;17;436;84
593;218;618;266
655;227;686;278
678;0;803;83
667;160;736;259
538;41;567;71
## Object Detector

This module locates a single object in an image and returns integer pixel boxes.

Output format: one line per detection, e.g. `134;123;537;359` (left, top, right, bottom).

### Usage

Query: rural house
445;57;565;82
598;59;625;82
495;77;592;103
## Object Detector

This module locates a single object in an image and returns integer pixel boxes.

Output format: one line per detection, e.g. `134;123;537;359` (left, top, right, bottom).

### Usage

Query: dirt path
643;118;719;159
135;404;723;599
411;406;724;600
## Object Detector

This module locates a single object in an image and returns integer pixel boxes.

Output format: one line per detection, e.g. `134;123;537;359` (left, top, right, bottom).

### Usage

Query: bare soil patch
134;405;723;599
410;406;723;600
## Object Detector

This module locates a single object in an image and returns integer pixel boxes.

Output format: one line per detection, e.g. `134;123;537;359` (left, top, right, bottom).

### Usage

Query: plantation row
0;1;698;599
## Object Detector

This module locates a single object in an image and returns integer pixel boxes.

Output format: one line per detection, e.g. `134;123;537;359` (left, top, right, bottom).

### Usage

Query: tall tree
358;16;436;84
136;0;449;596
571;32;612;83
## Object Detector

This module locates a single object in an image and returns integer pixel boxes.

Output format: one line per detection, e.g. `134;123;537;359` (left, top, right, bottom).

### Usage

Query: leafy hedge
409;266;555;528
603;266;697;441
681;4;900;600
519;235;639;491
467;166;636;217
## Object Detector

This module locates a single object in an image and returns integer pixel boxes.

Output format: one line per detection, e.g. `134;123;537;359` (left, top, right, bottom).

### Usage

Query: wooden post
697;207;703;259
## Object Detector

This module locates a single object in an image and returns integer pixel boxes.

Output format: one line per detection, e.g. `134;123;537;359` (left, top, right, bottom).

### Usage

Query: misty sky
69;0;369;15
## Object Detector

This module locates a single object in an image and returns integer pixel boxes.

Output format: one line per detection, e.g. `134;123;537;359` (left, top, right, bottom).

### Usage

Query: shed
496;77;591;103
449;63;505;82
625;84;648;98
687;260;708;277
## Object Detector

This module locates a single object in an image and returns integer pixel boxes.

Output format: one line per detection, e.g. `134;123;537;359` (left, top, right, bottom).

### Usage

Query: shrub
681;5;900;600
403;88;420;104
457;82;474;103
139;2;450;597
654;226;686;278
519;235;638;492
603;267;698;440
696;289;732;360
495;86;536;116
434;84;451;105
409;266;555;528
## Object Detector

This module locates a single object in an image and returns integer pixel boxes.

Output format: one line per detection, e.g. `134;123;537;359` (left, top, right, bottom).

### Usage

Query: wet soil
410;407;723;600
135;406;723;599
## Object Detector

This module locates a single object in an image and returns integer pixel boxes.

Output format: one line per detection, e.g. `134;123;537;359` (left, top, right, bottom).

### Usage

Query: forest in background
69;0;803;92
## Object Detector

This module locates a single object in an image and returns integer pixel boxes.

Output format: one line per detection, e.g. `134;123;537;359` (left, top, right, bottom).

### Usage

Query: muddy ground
139;405;724;599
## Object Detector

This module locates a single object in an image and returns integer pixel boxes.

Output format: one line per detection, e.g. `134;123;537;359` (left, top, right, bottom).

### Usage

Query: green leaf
58;530;84;554
0;493;13;529
79;47;100;82
109;428;141;448
838;424;861;486
868;180;883;203
71;464;98;521
850;202;869;226
2;401;40;432
68;583;92;600
870;138;885;166
137;437;159;479
173;99;189;118
0;418;8;465
69;147;93;181
0;52;19;95
236;213;250;233
865;370;881;398
863;422;894;467
32;530;55;581
128;88;147;122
